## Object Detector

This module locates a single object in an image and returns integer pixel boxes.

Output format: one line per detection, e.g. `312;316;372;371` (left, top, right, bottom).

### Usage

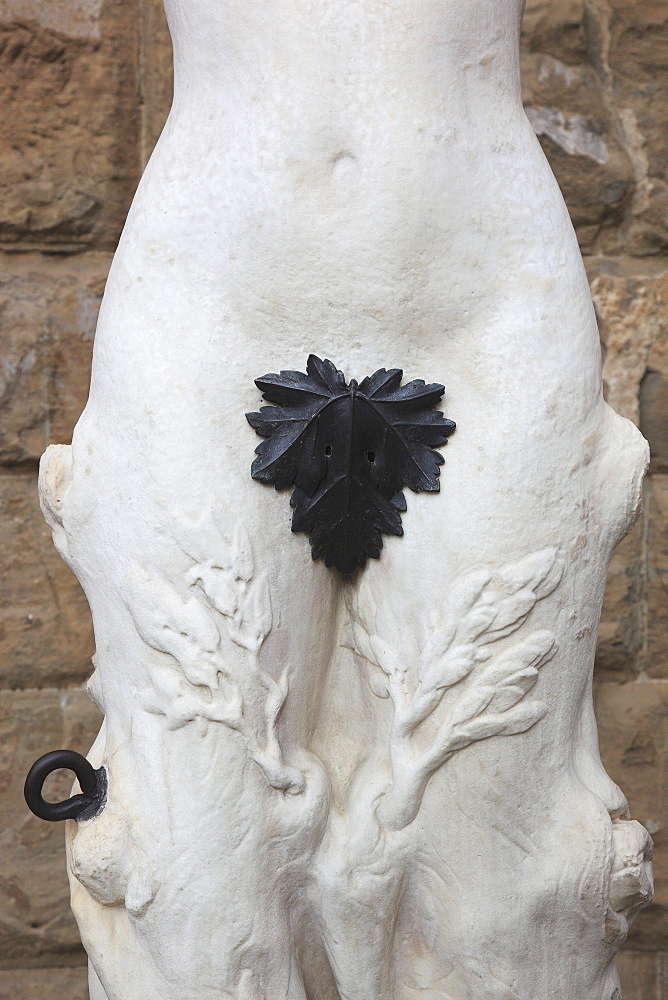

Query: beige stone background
0;0;666;997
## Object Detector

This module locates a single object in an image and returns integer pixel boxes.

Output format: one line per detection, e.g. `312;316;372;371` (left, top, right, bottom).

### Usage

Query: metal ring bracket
24;749;107;822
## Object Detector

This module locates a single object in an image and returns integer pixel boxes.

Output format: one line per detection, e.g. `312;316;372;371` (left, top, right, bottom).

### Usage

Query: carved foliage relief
121;532;563;833
348;547;564;829
122;527;305;793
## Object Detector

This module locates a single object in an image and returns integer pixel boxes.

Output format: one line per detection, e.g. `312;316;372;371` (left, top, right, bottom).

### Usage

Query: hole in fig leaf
366;451;375;463
325;445;332;457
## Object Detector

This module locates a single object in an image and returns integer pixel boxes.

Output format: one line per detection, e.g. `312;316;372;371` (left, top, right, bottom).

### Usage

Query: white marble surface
39;0;652;996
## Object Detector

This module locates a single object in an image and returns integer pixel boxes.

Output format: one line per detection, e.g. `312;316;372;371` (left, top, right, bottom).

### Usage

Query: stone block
616;950;667;1000
0;966;88;1000
522;1;668;256
0;252;110;465
521;47;632;253
605;0;668;257
585;256;668;427
139;0;173;168
647;476;668;679
0;688;102;967
594;679;668;950
0;0;139;251
0;469;94;689
595;517;644;678
640;371;668;475
522;0;590;66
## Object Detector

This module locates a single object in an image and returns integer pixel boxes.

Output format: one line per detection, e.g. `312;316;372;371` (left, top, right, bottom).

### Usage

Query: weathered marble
37;1;654;997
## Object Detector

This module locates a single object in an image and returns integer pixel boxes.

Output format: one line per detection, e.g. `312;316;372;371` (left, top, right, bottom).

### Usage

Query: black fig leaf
246;355;455;575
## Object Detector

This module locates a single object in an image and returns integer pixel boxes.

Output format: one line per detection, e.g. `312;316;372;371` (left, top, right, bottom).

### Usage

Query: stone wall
0;1;665;997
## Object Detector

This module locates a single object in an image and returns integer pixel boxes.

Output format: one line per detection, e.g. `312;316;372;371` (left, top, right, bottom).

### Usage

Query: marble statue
36;0;653;996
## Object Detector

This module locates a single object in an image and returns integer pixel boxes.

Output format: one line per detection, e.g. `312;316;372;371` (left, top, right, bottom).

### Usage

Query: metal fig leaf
246;355;455;575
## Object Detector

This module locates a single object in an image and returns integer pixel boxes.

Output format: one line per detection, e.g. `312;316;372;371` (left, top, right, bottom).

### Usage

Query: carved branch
349;548;564;829
123;527;304;793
